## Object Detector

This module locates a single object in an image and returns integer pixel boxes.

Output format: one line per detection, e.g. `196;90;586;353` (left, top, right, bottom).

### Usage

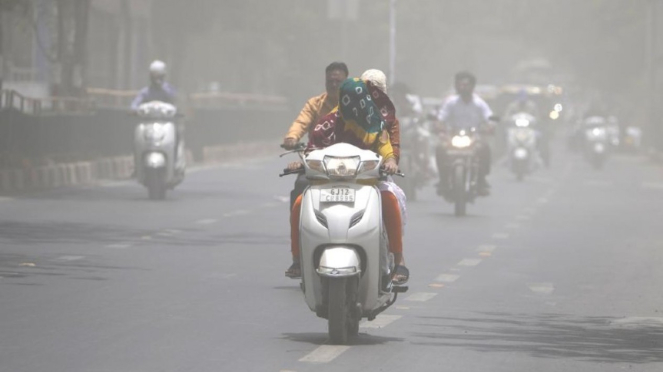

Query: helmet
149;60;167;77
361;69;387;94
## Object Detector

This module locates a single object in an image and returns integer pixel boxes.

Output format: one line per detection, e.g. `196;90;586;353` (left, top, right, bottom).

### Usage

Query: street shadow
410;311;663;364
281;332;404;346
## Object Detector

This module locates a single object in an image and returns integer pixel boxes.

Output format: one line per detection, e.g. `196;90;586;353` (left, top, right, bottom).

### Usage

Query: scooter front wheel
328;278;357;344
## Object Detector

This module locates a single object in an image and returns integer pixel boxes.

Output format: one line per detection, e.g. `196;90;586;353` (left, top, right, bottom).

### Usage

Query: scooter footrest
392;285;409;293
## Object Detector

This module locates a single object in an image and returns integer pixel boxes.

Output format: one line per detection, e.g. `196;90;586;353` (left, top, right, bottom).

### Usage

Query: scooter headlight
323;156;360;179
451;135;472;148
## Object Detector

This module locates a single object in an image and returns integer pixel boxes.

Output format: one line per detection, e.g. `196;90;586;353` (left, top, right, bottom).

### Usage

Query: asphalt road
1;143;662;372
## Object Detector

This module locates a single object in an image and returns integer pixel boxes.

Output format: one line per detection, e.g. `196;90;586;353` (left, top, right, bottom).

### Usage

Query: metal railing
0;90;96;115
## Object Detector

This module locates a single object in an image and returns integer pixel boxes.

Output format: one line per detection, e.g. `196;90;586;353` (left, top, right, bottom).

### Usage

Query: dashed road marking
611;317;663;328
360;314;402;328
106;243;132;249
435;274;460;283
428;283;445;288
584;180;614;187
642;182;663;190
299;345;350;363
406;292;438;302
196;218;217;225
457;258;481;267
224;209;250;217
55;255;84;262
275;195;290;203
394;306;410;310
477;244;496;253
492;232;510;239
528;282;555;295
141;235;152;240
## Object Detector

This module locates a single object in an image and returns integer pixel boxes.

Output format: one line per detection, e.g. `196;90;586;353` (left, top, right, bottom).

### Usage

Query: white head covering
149;60;167;76
361;69;387;94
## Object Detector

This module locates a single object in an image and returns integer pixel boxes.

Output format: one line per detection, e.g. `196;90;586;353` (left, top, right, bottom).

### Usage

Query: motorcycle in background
397;115;432;201
583;116;610;170
506;113;540;181
134;101;185;200
440;127;481;216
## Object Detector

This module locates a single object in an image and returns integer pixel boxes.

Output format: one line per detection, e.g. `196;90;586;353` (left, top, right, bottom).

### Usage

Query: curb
0;140;278;194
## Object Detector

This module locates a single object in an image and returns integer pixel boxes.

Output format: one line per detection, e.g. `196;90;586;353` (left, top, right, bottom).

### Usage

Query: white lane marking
584;180;614;187
156;231;174;237
642;182;663;190
492;232;510;239
505;223;521;229
141;235;152;240
106;243;131;249
435;274;460;283
223;209;250;217
196;218;217;225
529;176;554;184
477;244;496;253
299;345;350;363
523;207;536;215
406;292;438;302
275;196;290;203
528;282;555;295
610;317;663;328
360;314;402;329
55;255;84;262
457;258;481;267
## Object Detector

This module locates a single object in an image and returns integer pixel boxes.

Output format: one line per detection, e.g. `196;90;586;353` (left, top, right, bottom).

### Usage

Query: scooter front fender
317;246;361;277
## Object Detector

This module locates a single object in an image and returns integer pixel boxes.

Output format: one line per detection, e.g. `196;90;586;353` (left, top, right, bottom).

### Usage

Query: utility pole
389;0;396;85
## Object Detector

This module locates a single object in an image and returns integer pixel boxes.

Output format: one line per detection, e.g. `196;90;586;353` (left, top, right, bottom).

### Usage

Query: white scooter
134;101;185;200
281;143;408;345
506;113;540;181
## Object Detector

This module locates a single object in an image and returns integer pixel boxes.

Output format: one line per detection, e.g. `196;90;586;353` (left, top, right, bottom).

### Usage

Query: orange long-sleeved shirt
284;93;336;141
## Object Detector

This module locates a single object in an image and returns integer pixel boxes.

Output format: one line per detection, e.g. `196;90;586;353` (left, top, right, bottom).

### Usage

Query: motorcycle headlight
144;124;166;142
592;127;606;137
323;156;360;179
451;135;472;148
515;118;530;127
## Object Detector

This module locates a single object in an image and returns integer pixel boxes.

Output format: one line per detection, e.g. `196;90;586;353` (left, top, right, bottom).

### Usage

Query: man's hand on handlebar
287;162;304;171
382;158;399;175
282;137;298;150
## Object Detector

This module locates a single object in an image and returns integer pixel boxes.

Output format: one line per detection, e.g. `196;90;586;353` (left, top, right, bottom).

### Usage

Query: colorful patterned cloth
308;78;395;160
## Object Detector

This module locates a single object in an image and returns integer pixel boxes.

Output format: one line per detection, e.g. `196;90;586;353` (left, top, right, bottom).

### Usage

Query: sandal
392;265;410;285
285;262;301;279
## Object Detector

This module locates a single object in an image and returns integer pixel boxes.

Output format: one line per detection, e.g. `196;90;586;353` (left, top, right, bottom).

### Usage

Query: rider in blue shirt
131;60;177;111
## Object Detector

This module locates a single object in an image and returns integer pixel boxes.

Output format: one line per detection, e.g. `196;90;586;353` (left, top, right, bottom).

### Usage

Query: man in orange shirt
282;62;349;149
283;62;349;210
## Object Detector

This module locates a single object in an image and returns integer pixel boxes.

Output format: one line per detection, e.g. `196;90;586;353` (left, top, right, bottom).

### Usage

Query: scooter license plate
320;187;355;203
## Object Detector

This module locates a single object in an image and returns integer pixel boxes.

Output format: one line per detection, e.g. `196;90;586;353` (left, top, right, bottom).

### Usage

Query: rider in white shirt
435;71;495;196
